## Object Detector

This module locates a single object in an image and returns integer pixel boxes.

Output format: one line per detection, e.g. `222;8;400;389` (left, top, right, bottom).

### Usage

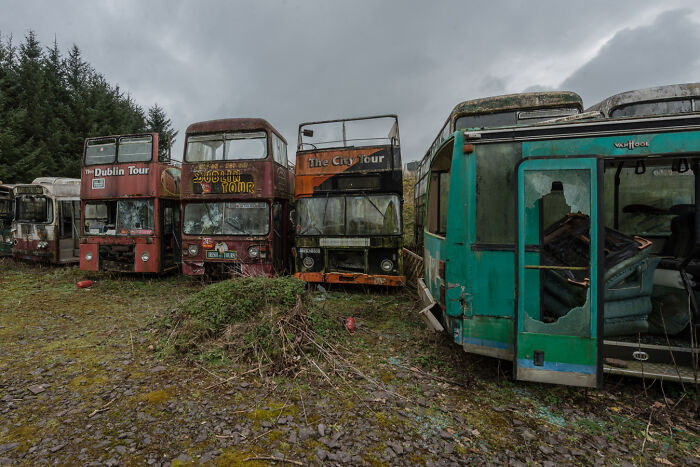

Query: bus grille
99;245;135;272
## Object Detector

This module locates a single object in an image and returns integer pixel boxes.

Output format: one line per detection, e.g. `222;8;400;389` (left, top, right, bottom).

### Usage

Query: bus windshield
297;194;401;236
0;199;11;219
186;132;267;162
183;201;270;236
16;196;52;223
84;200;154;235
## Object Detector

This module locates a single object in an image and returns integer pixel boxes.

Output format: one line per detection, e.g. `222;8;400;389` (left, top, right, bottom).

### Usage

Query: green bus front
422;115;700;387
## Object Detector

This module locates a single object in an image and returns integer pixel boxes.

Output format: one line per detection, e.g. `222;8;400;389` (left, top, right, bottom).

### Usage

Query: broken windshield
83;200;154;235
185;132;268;162
16;196;52;223
183;201;269;236
297;194;401;236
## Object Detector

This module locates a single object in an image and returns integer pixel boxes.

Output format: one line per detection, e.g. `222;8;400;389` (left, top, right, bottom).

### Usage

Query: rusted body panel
180;118;294;277
79;133;181;273
11;178;80;264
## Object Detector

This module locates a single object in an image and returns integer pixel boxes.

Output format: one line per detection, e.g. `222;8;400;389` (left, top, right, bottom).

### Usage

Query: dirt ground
0;259;698;466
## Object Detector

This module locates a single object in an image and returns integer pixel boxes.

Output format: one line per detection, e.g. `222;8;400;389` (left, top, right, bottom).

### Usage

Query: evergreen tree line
0;31;178;184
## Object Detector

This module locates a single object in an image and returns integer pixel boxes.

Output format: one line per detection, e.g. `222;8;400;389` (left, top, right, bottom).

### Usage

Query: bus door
515;157;601;387
272;202;284;272
162;201;180;269
59;200;80;261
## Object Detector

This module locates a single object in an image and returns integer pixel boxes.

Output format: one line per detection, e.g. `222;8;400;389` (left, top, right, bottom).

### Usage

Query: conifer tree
146;103;178;160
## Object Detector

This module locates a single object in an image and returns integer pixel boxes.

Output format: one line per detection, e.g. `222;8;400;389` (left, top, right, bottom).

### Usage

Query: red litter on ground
345;317;355;334
76;280;93;289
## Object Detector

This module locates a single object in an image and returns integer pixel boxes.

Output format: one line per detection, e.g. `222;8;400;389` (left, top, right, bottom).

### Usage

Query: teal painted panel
462;315;513;352
471;250;515;317
523;130;700;158
446;131;472;318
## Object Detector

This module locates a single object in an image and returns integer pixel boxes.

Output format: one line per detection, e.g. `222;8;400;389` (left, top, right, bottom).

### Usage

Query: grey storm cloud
1;0;699;161
561;8;700;106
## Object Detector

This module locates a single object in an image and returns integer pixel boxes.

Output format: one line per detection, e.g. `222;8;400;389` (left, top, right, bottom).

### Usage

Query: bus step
417;278;444;332
604;360;698;383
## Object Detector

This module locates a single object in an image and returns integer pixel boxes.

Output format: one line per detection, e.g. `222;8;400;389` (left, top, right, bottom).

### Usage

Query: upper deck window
455;108;579;130
610;100;693;118
271;133;287;166
85;138;117;166
84;135;153;165
186;131;268;162
118;136;153;163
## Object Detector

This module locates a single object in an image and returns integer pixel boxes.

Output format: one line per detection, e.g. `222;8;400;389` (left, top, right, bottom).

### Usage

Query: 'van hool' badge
205;242;237;260
613;140;650;150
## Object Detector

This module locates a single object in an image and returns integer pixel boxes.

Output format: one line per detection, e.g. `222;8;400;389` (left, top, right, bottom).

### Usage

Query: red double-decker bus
180;118;294;277
79;133;182;273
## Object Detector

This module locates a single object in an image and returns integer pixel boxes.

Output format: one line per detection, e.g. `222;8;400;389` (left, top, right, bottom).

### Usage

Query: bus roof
185;118;287;144
14;178;80;197
450;91;583;119
587;83;700;117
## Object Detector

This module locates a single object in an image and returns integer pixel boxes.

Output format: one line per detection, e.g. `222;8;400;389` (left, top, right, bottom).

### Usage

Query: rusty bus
587;82;700;118
413;92;584;251
11;178;80;263
180;118;294;277
294;115;404;286
79;133;181;273
0;183;14;256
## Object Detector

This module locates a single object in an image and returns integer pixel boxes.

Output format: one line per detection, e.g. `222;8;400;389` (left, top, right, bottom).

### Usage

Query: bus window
271;133;287;166
475;143;521;244
118;135;153;163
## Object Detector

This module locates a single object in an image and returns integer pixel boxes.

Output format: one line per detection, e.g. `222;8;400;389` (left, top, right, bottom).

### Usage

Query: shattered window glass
183;202;270;236
297;197;345;235
522;168;591;336
117;200;154;234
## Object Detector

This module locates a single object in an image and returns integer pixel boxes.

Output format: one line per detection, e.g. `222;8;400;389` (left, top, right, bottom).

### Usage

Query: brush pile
160;277;342;376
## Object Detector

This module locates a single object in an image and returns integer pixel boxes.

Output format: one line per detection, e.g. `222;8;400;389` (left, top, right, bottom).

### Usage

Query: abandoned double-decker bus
0;183;14;256
588;82;700;118
79;133;182;273
11;178;80;264
414;92;584;250
294;115;404;286
419;110;700;387
180;118;294;277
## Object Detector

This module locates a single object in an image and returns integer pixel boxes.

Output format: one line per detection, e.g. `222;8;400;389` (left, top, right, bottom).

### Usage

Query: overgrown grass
159;276;344;374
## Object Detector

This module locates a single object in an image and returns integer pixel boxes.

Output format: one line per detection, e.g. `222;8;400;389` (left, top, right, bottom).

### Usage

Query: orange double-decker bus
294;115;405;286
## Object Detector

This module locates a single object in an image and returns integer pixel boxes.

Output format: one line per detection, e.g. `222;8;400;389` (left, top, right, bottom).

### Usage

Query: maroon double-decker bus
180;118;294;277
79;133;182;273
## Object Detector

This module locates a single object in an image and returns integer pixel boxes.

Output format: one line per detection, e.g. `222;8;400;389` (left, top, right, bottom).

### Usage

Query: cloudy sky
2;0;699;162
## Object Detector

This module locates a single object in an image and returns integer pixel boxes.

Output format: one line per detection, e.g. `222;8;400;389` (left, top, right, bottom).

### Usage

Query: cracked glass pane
522;169;591;337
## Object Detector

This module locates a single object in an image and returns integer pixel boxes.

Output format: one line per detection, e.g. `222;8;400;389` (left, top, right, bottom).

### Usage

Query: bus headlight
248;246;260;258
380;259;394;272
302;256;314;268
85;252;93;262
141;251;150;262
188;244;198;256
